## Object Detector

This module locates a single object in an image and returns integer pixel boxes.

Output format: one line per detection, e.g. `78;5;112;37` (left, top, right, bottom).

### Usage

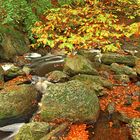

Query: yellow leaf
43;39;47;45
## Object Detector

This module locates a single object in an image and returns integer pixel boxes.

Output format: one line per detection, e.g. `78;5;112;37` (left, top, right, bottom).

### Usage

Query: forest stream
0;50;140;140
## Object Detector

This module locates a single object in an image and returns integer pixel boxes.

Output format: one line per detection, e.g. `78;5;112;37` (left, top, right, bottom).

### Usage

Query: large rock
40;80;100;122
63;55;98;76
0;84;39;126
30;54;65;76
15;122;54;140
111;63;137;79
0;25;29;61
45;70;69;83
101;53;136;66
72;74;113;89
1;64;31;80
4;65;24;79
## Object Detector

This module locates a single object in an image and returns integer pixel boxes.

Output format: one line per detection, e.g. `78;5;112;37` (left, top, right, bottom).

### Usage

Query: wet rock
0;85;39;126
0;66;4;89
40;80;100;122
101;53;136;66
45;70;69;83
30;54;65;76
0;25;29;61
3;65;31;81
15;122;54;140
72;74;113;89
111;63;137;79
114;74;130;83
4;65;25;80
129;118;140;140
63;55;98;76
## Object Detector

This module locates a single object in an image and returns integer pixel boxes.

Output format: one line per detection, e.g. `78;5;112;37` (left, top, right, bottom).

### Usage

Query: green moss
40;80;100;122
0;85;38;121
15;122;53;140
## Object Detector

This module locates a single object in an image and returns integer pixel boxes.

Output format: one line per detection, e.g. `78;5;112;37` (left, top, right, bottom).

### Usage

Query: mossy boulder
71;75;106;96
15;122;54;140
101;53;136;66
63;55;98;76
0;84;39;126
111;63;137;79
45;70;69;83
0;25;29;61
4;65;24;79
72;74;113;89
40;80;100;122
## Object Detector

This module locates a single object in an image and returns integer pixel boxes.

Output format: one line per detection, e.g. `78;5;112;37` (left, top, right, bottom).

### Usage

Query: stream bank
0;50;140;140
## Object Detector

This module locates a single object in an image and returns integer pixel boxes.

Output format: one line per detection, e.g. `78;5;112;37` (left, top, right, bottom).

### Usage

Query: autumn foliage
100;75;140;119
65;124;89;140
31;1;140;53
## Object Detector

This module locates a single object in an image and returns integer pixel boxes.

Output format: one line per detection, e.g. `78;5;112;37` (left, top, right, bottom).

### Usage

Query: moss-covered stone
0;25;29;61
40;80;100;122
72;74;113;89
15;122;54;140
0;85;39;126
101;53;136;66
111;63;137;78
71;75;105;96
78;49;99;62
63;55;98;76
45;70;69;83
4;65;24;78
